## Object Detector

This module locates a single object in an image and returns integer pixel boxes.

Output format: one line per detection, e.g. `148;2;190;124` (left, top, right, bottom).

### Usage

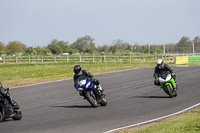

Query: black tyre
12;109;22;120
99;96;107;106
85;91;98;108
173;89;177;97
11;100;22;120
166;84;174;98
0;111;3;123
0;104;4;123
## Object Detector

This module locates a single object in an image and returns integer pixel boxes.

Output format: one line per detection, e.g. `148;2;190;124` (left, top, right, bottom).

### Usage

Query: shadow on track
51;105;94;108
0;119;13;123
135;95;169;98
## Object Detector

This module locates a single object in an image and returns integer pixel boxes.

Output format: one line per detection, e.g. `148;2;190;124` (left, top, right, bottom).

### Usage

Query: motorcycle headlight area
159;77;165;82
79;79;86;86
166;75;172;81
78;79;91;88
86;82;91;88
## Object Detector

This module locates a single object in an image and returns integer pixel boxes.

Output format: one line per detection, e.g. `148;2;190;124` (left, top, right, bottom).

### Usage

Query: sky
0;0;200;47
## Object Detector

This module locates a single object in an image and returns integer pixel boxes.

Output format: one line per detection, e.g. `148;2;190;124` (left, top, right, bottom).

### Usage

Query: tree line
0;35;200;56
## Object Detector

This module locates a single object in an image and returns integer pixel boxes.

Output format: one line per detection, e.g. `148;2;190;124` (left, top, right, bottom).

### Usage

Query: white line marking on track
102;103;200;133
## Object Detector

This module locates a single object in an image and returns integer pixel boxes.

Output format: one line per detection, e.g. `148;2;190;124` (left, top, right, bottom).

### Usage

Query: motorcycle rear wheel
166;84;174;98
12;109;22;120
85;91;98;108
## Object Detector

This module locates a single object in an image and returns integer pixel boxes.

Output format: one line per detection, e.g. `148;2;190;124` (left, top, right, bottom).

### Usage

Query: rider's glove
154;79;159;85
94;79;100;85
171;73;176;79
91;78;100;85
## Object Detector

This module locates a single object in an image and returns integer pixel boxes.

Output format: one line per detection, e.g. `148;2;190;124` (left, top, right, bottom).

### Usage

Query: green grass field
119;108;200;133
0;62;157;88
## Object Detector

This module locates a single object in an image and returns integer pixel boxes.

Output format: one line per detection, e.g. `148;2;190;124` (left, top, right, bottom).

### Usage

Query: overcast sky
0;0;200;47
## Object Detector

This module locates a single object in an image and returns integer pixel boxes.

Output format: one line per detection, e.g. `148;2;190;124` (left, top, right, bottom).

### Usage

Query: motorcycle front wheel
85;91;98;108
166;84;174;98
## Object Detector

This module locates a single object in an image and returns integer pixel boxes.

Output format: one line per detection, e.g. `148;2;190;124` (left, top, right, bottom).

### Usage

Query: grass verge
0;62;156;88
119;107;200;133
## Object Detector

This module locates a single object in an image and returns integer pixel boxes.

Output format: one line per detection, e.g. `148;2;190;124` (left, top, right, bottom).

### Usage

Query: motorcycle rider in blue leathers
73;65;104;96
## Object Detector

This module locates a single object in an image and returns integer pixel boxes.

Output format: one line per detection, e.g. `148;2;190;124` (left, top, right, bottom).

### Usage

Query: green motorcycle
158;71;177;98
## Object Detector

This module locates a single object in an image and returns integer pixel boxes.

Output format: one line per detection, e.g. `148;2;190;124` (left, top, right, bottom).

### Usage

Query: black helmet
74;65;82;75
157;59;164;69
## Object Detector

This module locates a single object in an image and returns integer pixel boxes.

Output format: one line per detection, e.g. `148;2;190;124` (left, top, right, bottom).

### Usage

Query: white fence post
29;56;30;63
92;55;94;62
193;43;195;56
3;56;5;64
104;55;106;62
173;55;175;64
16;56;17;63
143;55;145;63
67;56;69;62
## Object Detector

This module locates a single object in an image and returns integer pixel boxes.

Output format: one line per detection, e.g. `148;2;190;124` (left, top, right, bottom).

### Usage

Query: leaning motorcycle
0;88;22;123
158;71;177;98
77;76;107;108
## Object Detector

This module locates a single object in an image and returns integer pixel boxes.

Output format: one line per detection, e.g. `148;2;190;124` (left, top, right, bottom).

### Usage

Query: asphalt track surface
0;66;200;133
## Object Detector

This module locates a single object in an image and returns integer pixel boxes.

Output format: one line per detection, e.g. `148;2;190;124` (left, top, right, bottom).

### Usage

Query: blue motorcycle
0;88;22;122
77;76;107;108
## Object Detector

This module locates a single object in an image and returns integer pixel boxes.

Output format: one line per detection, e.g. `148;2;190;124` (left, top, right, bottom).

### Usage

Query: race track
0;66;200;133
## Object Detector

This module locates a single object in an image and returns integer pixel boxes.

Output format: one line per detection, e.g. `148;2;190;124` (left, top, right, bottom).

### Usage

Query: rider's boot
79;91;86;100
79;91;84;96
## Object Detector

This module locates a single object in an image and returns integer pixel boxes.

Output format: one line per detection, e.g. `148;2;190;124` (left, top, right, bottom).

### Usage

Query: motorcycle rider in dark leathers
154;59;178;88
73;65;105;96
0;82;16;106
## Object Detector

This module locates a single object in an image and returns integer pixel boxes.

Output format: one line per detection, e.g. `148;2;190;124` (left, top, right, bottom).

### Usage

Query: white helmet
157;59;164;69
